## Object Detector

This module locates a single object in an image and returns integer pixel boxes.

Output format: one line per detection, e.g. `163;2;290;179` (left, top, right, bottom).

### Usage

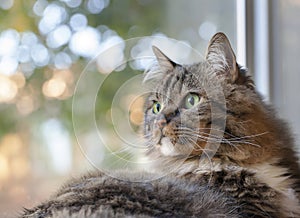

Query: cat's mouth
156;136;194;157
156;137;179;156
153;126;194;157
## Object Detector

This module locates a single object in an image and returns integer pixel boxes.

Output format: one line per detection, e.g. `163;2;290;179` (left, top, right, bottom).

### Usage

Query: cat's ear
152;46;176;72
205;32;238;83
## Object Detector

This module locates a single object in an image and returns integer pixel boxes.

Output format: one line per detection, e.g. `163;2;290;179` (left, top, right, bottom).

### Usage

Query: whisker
175;127;264;148
175;127;263;155
178;126;268;140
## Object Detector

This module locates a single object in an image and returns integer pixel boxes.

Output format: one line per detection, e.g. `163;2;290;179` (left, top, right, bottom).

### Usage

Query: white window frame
236;0;271;102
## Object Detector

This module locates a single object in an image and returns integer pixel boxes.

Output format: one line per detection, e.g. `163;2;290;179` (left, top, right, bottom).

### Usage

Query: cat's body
21;33;300;217
21;171;240;218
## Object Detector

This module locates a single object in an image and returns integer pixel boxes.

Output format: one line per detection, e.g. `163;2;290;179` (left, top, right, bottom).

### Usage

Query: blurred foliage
0;0;166;138
92;0;164;36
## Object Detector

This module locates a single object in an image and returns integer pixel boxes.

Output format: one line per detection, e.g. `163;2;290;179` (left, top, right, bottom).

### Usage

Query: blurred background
0;0;299;217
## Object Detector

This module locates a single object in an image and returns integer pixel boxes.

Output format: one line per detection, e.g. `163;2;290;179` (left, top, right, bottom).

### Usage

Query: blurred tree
0;0;166;137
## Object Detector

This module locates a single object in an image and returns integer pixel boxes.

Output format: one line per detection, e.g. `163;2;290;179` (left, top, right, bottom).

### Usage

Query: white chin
159;137;179;156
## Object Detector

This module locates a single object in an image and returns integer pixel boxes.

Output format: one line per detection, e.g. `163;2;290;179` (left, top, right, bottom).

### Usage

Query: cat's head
143;32;273;163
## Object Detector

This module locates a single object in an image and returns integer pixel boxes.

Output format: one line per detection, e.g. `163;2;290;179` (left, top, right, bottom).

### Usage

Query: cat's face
143;63;211;157
143;33;257;159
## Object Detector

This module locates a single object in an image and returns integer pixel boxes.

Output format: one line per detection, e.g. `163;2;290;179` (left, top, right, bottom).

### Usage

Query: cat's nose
165;109;180;122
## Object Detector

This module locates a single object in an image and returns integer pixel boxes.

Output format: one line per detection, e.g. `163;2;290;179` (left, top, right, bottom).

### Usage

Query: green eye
185;93;200;109
152;102;162;114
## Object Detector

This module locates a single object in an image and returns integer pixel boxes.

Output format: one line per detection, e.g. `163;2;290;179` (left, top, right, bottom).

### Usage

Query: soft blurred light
21;31;38;47
54;52;72;69
0;29;20;57
9;185;27;199
0;154;9;181
38;3;67;35
33;0;48;16
16;95;35;116
20;62;35;77
10;72;26;88
31;43;50;67
54;69;74;84
70;13;88;31
86;0;109;14
69;27;101;58
0;0;14;10
0;56;18;75
50;69;74;99
46;25;72;48
42;77;67;98
64;0;82;8
81;132;105;165
96;36;125;74
130;109;143;126
0;133;26;181
0;133;23;156
198;21;217;41
41;119;72;174
130;37;154;70
101;28;118;41
19;32;39;65
17;45;31;63
129;96;144;126
131;34;192;70
11;157;29;179
0;75;18;103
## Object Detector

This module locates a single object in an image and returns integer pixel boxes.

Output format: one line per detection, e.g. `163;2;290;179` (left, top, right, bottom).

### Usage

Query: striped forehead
155;68;199;104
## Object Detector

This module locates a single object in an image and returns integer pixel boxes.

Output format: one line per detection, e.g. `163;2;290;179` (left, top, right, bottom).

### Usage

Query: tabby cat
21;33;300;217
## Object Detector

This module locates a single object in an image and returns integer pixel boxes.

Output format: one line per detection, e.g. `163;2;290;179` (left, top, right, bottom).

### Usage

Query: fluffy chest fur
164;157;300;217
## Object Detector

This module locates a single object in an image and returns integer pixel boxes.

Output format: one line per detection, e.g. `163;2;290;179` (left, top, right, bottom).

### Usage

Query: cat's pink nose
157;119;167;128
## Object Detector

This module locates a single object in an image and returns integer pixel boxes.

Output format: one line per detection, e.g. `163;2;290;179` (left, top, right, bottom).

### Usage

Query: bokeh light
129;95;144;126
96;35;125;74
0;56;18;75
86;0;109;14
131;34;193;70
0;0;14;10
69;27;101;58
41;119;72;174
0;133;28;181
54;52;72;69
43;78;66;98
0;29;19;57
31;44;50;67
33;0;49;16
46;25;72;48
0;75;18;103
16;95;35;116
0;0;126;76
38;3;67;35
64;0;82;8
198;21;217;41
10;72;26;88
17;45;31;63
70;13;88;31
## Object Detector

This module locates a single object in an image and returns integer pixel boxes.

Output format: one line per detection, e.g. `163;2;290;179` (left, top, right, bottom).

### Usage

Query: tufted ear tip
209;32;228;41
152;46;176;72
205;32;238;83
